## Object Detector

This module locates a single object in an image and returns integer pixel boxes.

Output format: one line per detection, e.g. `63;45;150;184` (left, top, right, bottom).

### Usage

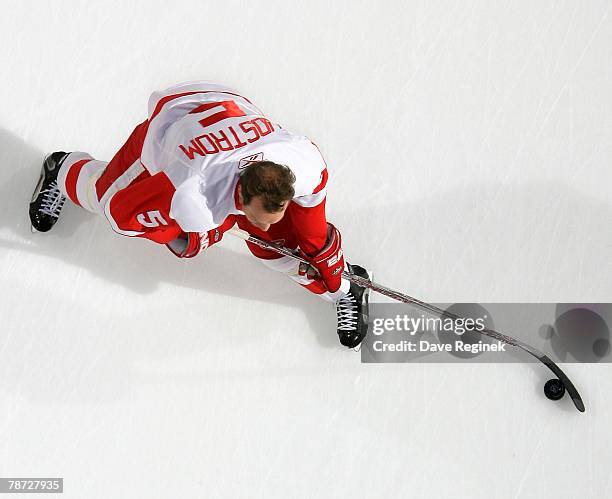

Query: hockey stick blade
227;228;586;412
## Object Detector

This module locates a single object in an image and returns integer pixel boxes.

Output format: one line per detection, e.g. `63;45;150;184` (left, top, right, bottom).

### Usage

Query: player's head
238;161;296;231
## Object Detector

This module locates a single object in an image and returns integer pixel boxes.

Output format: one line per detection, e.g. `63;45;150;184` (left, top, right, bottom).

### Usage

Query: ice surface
0;1;611;498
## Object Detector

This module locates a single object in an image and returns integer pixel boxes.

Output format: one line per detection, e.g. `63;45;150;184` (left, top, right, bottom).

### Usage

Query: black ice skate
29;151;69;233
335;264;370;349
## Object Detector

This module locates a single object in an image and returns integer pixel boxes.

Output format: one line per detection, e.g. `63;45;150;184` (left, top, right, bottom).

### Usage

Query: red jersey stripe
95;120;149;200
312;168;328;194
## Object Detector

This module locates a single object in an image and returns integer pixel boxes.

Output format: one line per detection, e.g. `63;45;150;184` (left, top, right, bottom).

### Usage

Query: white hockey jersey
95;81;330;254
141;81;327;232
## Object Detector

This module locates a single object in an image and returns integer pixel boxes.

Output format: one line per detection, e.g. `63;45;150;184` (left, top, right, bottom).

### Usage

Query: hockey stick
228;227;585;412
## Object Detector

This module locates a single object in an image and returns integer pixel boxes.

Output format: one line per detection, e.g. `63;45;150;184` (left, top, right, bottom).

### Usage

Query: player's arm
104;172;183;244
165;216;236;258
289;170;345;293
104;170;232;257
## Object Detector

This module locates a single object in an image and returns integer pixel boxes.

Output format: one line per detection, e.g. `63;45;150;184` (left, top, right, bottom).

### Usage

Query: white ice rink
1;1;611;497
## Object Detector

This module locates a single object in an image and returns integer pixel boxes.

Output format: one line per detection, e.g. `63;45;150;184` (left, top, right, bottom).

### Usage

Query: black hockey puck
544;378;566;401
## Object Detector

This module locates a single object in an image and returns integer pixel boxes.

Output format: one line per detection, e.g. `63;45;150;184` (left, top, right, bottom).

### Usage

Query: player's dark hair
240;161;296;212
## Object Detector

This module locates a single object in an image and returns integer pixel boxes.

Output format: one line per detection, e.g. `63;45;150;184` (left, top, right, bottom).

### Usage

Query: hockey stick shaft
229;227;517;338
229;227;517;337
228;227;585;412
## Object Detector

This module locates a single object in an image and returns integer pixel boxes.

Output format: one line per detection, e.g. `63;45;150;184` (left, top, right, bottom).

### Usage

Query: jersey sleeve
288;167;329;256
104;171;183;244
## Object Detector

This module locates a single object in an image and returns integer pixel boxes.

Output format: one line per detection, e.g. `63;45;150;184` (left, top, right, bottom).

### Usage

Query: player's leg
29;120;149;232
59;119;150;214
57;153;108;214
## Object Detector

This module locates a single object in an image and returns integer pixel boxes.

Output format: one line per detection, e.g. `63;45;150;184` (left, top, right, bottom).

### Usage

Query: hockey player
28;81;369;347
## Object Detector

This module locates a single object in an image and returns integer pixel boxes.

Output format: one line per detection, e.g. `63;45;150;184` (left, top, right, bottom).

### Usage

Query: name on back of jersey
179;114;276;161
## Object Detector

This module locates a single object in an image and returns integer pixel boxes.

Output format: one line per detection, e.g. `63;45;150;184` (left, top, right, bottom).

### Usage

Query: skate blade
30;171;45;203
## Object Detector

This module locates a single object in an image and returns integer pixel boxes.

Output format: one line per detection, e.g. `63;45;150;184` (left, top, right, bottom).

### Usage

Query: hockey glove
166;231;210;258
165;225;225;258
166;217;236;258
305;223;345;292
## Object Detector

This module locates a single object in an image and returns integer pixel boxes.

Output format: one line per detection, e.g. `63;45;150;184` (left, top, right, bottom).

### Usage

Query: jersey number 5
137;210;168;228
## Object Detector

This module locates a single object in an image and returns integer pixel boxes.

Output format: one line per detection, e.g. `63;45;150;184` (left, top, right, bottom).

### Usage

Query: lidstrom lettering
179;118;276;160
